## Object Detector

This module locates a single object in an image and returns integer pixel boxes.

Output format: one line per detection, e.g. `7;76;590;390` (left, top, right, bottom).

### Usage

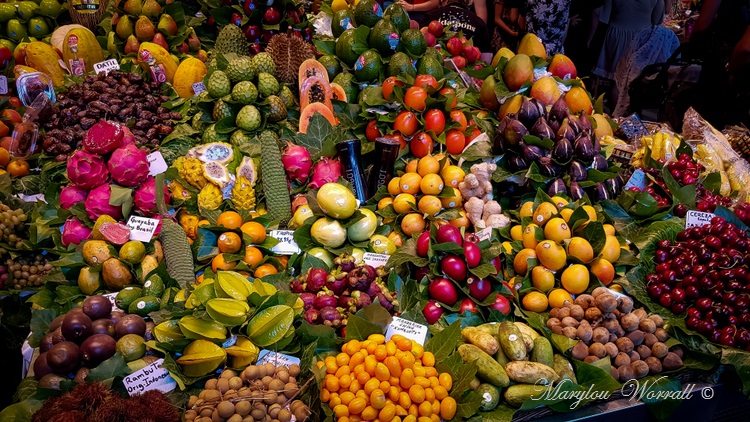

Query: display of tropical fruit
0;0;65;69
290;253;397;334
320;333;457;421
506;196;635;312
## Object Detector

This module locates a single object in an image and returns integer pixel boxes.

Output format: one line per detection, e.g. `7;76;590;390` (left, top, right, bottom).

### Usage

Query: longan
243;366;259;380
229;376;243;391
185;410;198;421
226;415;243;422
654;328;669;342
221;369;237;379
235;401;251;416
268;379;285;391
620;314;640;332
205;379;218;390
596;294;618;313
631;360;649;379
575;294;595;309
570;305;585;321
639;318;656;334
618;365;635;382
604;342;619;358
645;356;662;374
614;352;631;368
203;390;221;401
637;344;652;359
616;337;634;354
276;370;290;383
217;401;235;419
278;409;292;422
288;364;301;377
651;342;668;359
284;382;299;398
263;363;276;377
589;342;607;358
216;378;230;394
268;404;282;418
617;297;634;314
592;327;610;343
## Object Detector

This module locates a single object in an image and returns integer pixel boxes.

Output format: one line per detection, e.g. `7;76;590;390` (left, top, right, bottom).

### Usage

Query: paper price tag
624;169;647;191
257;350;300;367
127;216;160;242
270;230;301;255
686;210;715;228
94;59;120;75
147;151;168;176
192;81;206;95
385;317;428;345
0;76;8;95
123;359;177;396
475;227;492;242
21;338;33;378
363;252;389;268
102;292;122;312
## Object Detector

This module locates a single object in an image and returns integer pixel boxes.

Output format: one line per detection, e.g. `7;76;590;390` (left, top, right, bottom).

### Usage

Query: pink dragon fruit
59;185;88;209
281;142;312;185
121;126;136;146
67;150;109;190
83;120;124;154
108;144;150;187
308;157;343;189
85;184;124;221
134;176;171;215
61;218;92;247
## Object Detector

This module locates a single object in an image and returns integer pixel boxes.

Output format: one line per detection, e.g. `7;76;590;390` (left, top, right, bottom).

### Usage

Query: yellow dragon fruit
198;183;223;210
179;213;201;239
232;176;256;210
169;180;192;201
180;157;209;189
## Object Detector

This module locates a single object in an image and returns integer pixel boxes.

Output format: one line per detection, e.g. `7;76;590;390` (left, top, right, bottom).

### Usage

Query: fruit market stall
2;1;750;421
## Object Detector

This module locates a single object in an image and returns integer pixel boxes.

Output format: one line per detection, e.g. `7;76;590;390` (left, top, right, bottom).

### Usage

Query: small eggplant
548;178;567;196
549;96;568;123
552;138;573;164
493;117;510;154
574;133;596;163
531;98;547;120
518;97;541;128
570;160;588;181
507;154;528;172
504;119;529;146
570;181;585;200
538;156;562;177
549;118;561;134
592;154;608;171
595;182;611;201
567;113;583;135
605;177;621;196
578;112;594;136
531;117;555;140
557;119;576;142
522;143;547;162
617;172;628;186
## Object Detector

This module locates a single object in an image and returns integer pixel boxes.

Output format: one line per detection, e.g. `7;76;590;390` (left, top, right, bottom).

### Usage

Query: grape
5;253;54;289
0;203;28;251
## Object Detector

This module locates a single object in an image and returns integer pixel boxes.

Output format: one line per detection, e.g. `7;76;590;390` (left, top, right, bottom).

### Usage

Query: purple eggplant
556;120;576;142
552;138;573;163
570;160;588;181
570;181;585;200
549;96;568;123
595;182;611;201
518;98;541;128
504;119;528;146
538;156;562;177
574;133;596;163
522;143;547;162
592;154;608;172
548;179;567;196
531;117;555;140
507;154;528;172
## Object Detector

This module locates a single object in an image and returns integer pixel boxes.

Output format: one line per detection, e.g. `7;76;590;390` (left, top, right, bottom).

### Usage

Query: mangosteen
304;309;321;324
91;319;115;337
80;334;117;367
33;352;53;381
82;295;113;320
115;314;146;338
61;312;93;344
47;341;81;375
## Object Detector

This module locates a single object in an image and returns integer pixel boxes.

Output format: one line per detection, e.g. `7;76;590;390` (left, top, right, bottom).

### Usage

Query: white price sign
123;359;177;396
686;210;715;228
147;151;168;176
0;75;8;95
363;252;389;268
102;292;122;312
270;230;301;255
475;227;492;242
257;350;300;367
126;215;160;242
385;317;428;345
94;59;120;75
192;81;206;95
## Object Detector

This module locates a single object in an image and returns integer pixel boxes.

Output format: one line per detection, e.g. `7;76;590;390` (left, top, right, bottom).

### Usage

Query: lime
117;333;146;362
119;241;147;264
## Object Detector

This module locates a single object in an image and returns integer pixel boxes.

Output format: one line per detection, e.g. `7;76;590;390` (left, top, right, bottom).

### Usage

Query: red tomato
404;86;428;111
385;132;408;150
445;129;466;155
450;110;468;131
466;125;482;144
439;87;457;109
394;111;418;136
382;76;404;101
410;131;433;158
424;109;446;135
365;120;380;142
8;97;21;109
414;74;438;90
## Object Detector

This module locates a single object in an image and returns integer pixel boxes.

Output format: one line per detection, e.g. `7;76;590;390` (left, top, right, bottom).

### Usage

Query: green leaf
0;399;44;422
425;320;462;362
455;390;484;418
448;358;477;397
385;238;428;269
459;140;493;162
85;352;130;382
661;167;696;208
523;134;554;150
581;222;607;255
109;185;135;217
702;171;723;194
13;378;38;403
345;314;383;341
293;113;337;160
28;309;56;348
714;206;750;232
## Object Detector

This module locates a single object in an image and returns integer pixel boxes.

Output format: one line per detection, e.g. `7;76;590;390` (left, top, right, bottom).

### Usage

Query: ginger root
464;198;510;229
458;162;496;201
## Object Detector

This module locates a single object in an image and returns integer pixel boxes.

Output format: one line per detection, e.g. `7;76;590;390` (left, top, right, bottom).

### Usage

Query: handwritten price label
686;210;715;229
270;230;301;255
102;292;122;312
123;359;177;396
127;216;160;242
192;82;206;95
94;59;120;75
363;253;389;268
147;151;168;176
385;317;428;345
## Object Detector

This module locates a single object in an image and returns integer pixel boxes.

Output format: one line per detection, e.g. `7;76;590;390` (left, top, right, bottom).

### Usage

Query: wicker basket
68;0;109;31
724;125;750;163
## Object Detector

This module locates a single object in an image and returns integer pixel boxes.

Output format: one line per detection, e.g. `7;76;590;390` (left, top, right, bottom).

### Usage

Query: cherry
687;307;702;319
659;293;673;307
672;288;686;302
686;285;701;298
705;236;722;251
671;302;687;313
696;297;713;311
674;204;688;217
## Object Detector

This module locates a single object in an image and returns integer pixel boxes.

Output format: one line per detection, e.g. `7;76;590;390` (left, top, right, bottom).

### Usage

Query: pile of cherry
646;217;750;349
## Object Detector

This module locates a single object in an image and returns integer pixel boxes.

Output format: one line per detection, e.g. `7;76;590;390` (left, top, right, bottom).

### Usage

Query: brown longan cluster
185;364;310;422
546;287;683;382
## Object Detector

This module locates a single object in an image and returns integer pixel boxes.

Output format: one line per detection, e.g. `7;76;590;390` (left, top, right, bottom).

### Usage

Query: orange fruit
510;225;523;241
519;201;534;218
401;213;426;237
218;232;242;253
388;177;402;195
417;195;442;216
522;291;548;312
531;266;555;292
561;264;590;294
217;211;243;229
590;258;615;285
543;218;571;243
603;224;616;236
212;253;237;272
400;173;422;195
565;86;593;114
522;223;542;249
243;246;263;267
417;156;440;176
240;221;266;243
536;240;567;271
448;210;469;228
567;237;594;263
560;208;574;222
548;288;574;308
0;147;9;167
388;231;403;247
439;165;465;188
405;159;418;174
419;174;443;195
6;159;29;177
393;194;417;214
0;121;8;138
254;263;278;278
513;248;537;275
550;196;569;208
532;202;558;226
439;189;462;209
600;235;621;262
378;197;394;210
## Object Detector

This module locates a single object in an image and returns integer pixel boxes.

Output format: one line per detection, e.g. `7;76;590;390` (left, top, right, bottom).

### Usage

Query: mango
101;258;133;291
479;74;500;111
502;54;533;92
491;47;514;66
529;76;561;106
548;53;577;79
518;33;547;60
498;94;523;119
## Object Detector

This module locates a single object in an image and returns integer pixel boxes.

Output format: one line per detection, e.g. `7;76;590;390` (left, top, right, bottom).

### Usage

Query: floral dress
523;0;572;56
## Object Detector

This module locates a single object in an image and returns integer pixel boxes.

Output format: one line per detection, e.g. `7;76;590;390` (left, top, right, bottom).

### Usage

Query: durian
265;33;315;85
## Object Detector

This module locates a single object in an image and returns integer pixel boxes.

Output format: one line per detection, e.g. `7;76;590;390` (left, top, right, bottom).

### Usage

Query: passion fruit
47;341;81;374
347;208;378;242
80;334;117;367
307;247;334;268
115;314;147;338
61;312;93;344
317;183;357;220
82;295;113;320
311;217;347;248
33;352;53;380
91;319;116;337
